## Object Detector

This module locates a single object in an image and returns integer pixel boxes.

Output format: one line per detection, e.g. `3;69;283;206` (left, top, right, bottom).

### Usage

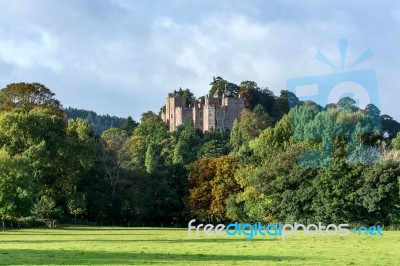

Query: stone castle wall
161;92;244;132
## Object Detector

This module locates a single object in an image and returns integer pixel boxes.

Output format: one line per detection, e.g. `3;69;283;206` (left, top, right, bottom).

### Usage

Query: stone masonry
161;92;245;132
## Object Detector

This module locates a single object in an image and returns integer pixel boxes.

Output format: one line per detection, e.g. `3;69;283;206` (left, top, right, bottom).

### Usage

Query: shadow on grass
0;233;156;236
61;227;185;231
0;249;301;265
0;238;278;244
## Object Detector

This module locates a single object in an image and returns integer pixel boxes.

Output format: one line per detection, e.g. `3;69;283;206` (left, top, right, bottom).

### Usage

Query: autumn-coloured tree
0;82;63;116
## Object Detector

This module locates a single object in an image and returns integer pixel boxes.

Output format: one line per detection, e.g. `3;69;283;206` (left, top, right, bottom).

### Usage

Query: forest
0;80;400;228
64;107;131;136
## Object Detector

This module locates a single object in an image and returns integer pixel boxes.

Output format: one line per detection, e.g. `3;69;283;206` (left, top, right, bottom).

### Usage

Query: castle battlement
161;92;244;132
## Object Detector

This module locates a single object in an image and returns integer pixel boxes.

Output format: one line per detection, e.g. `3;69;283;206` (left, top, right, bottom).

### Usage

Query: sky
0;0;399;121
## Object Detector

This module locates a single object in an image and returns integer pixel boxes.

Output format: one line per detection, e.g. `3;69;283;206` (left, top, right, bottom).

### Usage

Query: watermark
188;219;383;241
286;39;381;168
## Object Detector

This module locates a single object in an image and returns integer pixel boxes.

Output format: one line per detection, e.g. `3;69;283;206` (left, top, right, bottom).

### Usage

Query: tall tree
230;105;273;153
100;128;128;200
135;111;168;144
0;83;63;116
272;90;299;120
121;116;138;136
392;132;400;150
381;114;400;139
0;152;34;220
239;81;276;113
209;77;240;98
173;119;201;165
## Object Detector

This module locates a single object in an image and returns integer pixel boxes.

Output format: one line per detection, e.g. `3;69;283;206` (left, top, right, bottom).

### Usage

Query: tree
173;119;201;165
198;139;229;159
185;156;240;223
230;105;273;153
120;135;147;171
365;103;381;118
172;88;196;105
209;77;239;98
0;108;75;201
0;152;34;221
358;162;400;225
142;173;182;226
64;107;127;135
337;97;356;111
210;156;240;221
381;115;400;139
249;114;292;161
65;118;96;180
185;159;216;222
100;128;128;200
68;187;87;220
271;90;299;120
145;142;160;174
230;119;243;153
121;116;138;136
392;132;400;150
32;196;61;221
134;111;168;144
0;82;63;116
239;81;276;113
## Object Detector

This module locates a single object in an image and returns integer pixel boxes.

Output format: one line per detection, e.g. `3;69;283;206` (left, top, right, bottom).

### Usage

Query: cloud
0;0;398;121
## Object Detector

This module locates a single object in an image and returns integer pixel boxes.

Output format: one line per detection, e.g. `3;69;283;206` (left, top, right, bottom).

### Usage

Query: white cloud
0;0;398;121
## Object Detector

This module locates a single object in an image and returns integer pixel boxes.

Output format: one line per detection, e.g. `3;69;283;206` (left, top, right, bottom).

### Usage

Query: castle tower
161;91;244;132
162;93;193;131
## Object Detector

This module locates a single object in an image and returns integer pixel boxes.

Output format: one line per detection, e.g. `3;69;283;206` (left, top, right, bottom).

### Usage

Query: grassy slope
0;227;399;265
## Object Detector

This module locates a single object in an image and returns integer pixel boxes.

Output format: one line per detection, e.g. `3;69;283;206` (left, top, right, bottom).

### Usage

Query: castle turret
161;90;244;132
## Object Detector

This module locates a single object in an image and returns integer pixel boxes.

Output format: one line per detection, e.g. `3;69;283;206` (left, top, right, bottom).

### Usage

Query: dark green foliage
239;81;276;114
65;107;129;135
271;90;299;120
230;105;274;153
393;132;400;150
198;139;229;159
358;162;400;225
68;187;87;220
32;196;62;220
121;116;138;136
172;119;201;165
0;82;63;117
209;77;240;98
172;88;196;106
381;114;400;139
142;173;183;226
0;153;34;219
1;81;400;228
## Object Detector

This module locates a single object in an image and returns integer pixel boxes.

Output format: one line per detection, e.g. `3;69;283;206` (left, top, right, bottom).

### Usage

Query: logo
286;39;381;168
188;219;383;241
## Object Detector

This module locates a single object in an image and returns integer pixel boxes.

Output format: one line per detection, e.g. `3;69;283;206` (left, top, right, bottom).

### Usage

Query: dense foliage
65;107;136;135
0;81;399;229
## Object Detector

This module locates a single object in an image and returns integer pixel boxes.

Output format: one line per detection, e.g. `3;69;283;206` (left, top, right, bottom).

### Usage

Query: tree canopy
0;83;63;116
0;80;400;229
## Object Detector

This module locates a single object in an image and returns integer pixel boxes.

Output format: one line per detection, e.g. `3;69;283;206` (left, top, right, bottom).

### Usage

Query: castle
161;92;245;132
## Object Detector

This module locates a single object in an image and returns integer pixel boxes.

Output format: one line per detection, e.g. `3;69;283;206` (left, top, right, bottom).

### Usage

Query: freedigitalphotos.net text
187;219;383;240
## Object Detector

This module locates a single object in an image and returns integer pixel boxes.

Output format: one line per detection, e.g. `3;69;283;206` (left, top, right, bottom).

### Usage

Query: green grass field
0;226;399;265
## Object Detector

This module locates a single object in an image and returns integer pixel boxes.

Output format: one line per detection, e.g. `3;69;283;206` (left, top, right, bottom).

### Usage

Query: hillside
64;107;127;135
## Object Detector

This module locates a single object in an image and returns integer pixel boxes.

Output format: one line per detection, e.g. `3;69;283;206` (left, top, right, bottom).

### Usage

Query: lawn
0;226;399;265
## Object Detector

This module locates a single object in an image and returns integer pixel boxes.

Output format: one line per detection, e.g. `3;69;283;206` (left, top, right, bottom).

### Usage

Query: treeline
0;81;400;228
64;107;133;135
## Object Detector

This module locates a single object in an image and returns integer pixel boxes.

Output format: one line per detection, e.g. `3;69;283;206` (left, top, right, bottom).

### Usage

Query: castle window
171;114;173;118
